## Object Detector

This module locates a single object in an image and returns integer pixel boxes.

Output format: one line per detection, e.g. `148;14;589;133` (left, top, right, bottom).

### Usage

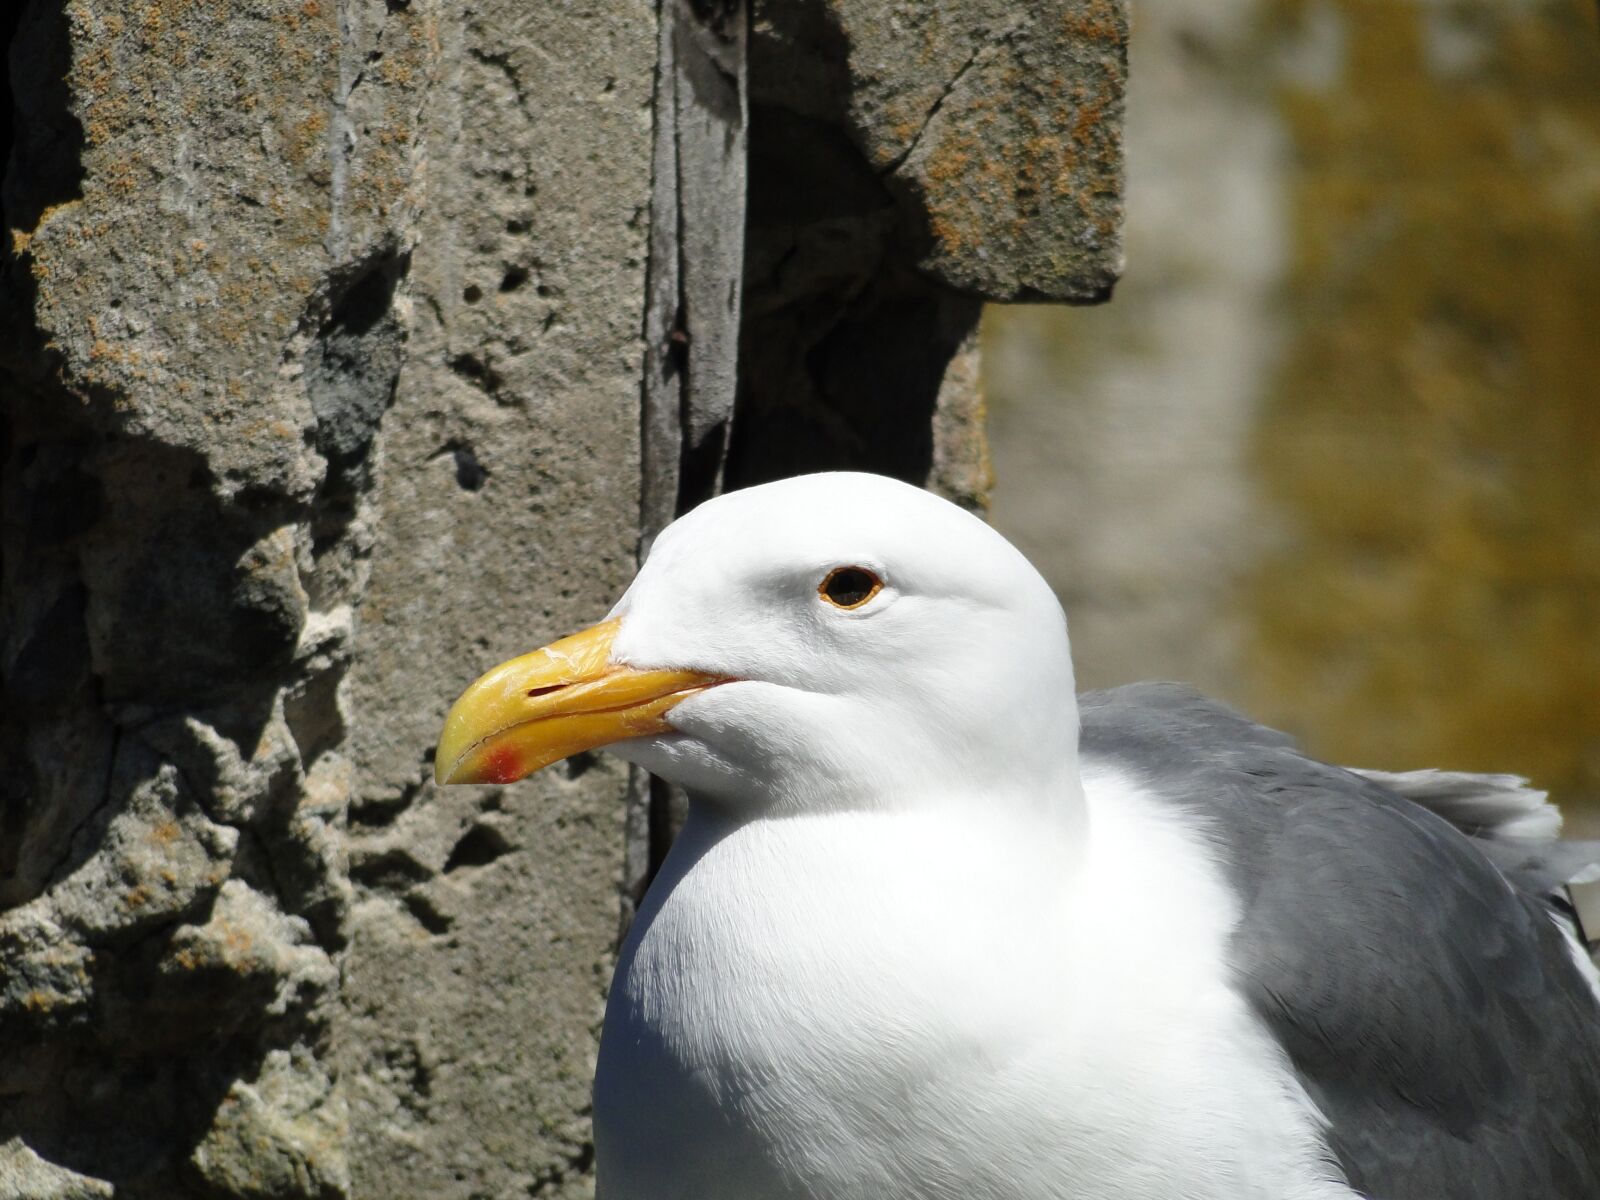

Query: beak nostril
527;684;566;698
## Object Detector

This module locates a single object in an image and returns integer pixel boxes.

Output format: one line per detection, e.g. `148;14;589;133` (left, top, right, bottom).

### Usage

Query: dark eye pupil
824;568;877;607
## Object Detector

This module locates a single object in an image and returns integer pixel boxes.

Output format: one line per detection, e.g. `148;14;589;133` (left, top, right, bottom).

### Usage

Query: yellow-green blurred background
983;0;1600;832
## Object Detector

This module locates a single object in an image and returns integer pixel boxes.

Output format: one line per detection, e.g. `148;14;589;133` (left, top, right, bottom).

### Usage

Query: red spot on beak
483;745;521;784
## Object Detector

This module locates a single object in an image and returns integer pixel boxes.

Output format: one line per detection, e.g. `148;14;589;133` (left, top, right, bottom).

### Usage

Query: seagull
436;471;1600;1200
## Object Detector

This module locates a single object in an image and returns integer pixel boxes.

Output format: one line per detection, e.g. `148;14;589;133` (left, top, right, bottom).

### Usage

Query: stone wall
0;2;1124;1196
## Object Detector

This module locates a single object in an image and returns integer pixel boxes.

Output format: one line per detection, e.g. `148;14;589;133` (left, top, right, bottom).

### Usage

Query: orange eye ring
818;566;883;610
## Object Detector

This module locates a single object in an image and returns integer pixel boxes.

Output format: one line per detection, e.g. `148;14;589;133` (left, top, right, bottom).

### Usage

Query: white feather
595;768;1354;1199
1349;767;1561;842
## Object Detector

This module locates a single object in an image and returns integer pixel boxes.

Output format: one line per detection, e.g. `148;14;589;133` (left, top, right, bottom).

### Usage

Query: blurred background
983;0;1600;832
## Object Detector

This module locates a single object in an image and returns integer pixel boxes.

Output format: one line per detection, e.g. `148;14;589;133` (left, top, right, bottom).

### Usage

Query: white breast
594;772;1357;1200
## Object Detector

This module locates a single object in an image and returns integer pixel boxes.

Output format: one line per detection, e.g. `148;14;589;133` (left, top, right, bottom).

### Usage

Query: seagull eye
818;566;883;610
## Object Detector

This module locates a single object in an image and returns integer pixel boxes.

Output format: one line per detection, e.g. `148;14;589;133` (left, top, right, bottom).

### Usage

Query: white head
436;472;1083;823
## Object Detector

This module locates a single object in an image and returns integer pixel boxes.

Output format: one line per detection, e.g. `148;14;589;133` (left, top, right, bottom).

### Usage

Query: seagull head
436;472;1081;816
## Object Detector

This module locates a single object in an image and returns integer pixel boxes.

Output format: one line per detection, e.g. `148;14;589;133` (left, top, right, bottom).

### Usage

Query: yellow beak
434;619;725;785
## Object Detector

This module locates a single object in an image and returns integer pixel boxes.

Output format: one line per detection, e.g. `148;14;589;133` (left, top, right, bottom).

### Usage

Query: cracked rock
0;0;1122;1195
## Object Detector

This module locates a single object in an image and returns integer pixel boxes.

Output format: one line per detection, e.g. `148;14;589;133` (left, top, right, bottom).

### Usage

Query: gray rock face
750;0;1126;304
3;0;421;1192
0;1;1123;1196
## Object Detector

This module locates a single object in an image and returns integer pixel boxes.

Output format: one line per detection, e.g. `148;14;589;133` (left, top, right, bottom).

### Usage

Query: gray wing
1349;767;1600;928
1080;682;1600;1200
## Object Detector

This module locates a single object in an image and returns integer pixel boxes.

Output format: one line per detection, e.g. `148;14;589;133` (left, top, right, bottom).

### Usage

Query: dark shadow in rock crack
727;104;981;491
442;823;513;873
305;251;411;490
1;0;86;239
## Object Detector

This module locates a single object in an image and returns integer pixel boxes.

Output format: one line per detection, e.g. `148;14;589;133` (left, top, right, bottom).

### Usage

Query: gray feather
1349;766;1600;902
1080;682;1600;1200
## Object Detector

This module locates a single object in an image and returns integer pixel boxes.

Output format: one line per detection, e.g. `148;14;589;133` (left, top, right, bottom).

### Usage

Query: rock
752;0;1127;303
0;1140;113;1200
188;1050;348;1200
0;0;1124;1195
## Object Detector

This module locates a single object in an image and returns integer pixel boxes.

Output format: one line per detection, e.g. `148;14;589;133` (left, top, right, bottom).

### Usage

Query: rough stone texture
335;2;655;1194
1;1;1125;1197
1;0;424;1194
0;1139;112;1199
750;0;1126;303
985;0;1600;829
